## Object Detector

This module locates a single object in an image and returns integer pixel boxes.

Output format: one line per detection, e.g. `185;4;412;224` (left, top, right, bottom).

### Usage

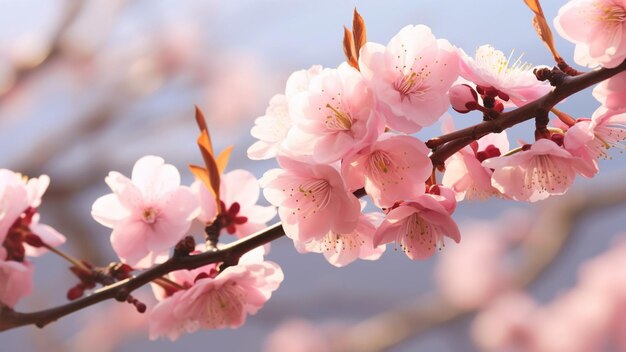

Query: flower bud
449;84;479;113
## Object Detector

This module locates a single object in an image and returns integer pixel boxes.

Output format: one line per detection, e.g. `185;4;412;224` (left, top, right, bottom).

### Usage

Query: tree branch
427;59;626;167
0;223;285;331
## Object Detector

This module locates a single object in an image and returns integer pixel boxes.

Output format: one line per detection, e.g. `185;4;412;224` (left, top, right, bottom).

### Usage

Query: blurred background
1;0;625;351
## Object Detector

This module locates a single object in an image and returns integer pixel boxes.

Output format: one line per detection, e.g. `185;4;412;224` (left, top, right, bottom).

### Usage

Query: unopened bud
449;84;478;113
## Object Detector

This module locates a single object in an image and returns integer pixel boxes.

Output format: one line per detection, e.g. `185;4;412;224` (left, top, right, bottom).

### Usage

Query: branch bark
428;59;626;167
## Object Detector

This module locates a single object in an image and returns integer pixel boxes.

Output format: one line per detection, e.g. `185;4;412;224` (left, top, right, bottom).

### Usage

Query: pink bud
449;84;478;113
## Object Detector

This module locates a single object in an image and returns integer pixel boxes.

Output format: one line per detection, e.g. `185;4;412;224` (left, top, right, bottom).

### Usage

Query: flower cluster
0;170;65;308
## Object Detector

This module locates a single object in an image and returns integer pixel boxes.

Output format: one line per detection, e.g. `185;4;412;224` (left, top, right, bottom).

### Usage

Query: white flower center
285;178;332;219
597;3;626;23
200;282;246;329
366;150;408;190
475;46;532;79
142;207;159;224
324;103;353;131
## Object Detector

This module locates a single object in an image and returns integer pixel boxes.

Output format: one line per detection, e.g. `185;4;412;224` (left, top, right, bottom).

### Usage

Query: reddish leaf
343;26;358;69
523;0;561;61
352;8;367;56
216;145;234;174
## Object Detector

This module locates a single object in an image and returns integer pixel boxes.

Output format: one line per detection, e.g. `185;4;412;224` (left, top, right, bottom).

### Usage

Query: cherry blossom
192;169;276;239
260;156;360;242
593;70;626;112
248;65;323;160
554;0;626;68
359;25;459;133
341;134;432;208
374;187;460;260
0;171;65;258
286;63;384;163
0;248;33;308
441;118;509;201
91;155;199;268
293;212;385;267
564;109;626;172
484;138;595;202
0;170;31;242
149;249;284;340
459;45;552;106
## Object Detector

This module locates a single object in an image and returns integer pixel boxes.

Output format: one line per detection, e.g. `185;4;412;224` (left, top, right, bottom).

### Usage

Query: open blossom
91;156;199;268
593;70;626;111
0;248;33;308
248;65;323;160
565;110;626;170
442;130;509;201
149;249;284;341
459;45;552;106
374;187;460;260
341;134;432;208
294;212;386;267
286;63;384;163
260;156;360;242
554;0;626;68
192;169;276;239
359;25;459;133
484;139;595;202
0;171;65;258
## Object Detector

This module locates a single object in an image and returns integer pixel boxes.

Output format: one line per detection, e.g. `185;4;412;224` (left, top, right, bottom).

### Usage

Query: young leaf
343;26;358;69
352;8;367;55
523;0;561;61
216;145;234;175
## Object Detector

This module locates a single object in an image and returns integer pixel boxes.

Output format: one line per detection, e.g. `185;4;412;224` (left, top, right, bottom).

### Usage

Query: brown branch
427;59;626;167
332;181;626;352
0;222;285;332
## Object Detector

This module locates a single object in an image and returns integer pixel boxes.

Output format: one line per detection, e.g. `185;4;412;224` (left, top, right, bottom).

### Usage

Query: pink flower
0;171;29;243
294;212;386;267
192;169;276;238
373;187;460;260
554;0;626;68
459;45;552;106
0;249;33;308
286;63;384;163
484;139;595;202
248;65;323;160
359;25;459;133
260;156;360;242
149;250;284;340
565;110;626;173
593;70;626;112
91;156;199;268
341;134;432;208
442;129;509;201
0;171;65;258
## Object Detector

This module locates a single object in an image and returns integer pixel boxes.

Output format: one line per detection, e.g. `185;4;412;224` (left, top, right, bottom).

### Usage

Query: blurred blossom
435;222;511;309
263;319;335;352
473;236;626;352
471;291;537;352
